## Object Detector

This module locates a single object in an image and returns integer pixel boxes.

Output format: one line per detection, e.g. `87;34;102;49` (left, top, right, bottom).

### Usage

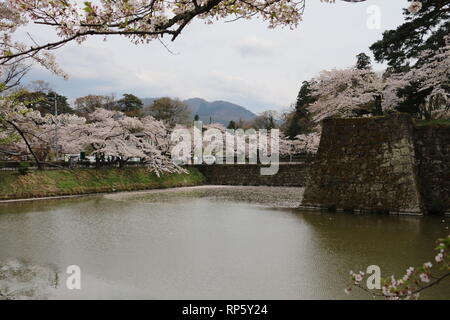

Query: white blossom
419;273;430;283
407;2;422;14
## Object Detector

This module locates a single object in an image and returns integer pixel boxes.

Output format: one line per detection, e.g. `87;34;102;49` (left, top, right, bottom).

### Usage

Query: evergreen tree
370;0;450;72
370;0;450;118
227;120;237;130
117;94;143;114
356;53;372;70
284;81;316;138
19;90;73;115
395;81;431;117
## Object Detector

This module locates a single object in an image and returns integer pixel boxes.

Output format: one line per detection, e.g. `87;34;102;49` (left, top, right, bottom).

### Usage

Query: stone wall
301;114;426;215
414;124;450;214
191;115;450;215
193;163;310;187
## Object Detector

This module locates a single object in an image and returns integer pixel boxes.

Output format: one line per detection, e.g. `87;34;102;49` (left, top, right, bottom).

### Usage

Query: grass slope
0;167;205;200
414;119;450;127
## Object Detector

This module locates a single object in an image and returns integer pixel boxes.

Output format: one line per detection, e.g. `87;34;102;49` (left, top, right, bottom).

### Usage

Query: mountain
141;98;157;107
141;97;257;126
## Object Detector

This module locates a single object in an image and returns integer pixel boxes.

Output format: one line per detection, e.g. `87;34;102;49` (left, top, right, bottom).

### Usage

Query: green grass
414;119;450;127
0;167;205;200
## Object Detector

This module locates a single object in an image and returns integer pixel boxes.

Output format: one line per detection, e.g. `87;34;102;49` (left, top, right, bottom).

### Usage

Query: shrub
18;161;30;175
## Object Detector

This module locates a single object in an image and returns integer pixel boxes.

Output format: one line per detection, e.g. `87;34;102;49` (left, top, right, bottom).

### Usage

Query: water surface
0;186;448;299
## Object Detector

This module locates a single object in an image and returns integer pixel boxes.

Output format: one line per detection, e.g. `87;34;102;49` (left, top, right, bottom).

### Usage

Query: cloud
234;37;278;57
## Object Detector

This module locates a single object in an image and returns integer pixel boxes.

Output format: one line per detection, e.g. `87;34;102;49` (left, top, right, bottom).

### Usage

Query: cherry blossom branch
345;235;450;300
0;29;177;65
4;119;42;169
0;0;307;70
353;271;450;299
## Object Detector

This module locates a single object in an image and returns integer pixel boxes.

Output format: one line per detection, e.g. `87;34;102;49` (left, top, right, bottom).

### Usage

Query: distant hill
141;97;257;126
141;98;157;107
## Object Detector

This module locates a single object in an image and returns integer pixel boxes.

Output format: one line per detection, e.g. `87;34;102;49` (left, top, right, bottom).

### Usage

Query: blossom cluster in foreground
345;235;450;300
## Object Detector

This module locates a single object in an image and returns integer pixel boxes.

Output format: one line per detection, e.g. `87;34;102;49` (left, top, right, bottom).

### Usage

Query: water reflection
0;186;448;299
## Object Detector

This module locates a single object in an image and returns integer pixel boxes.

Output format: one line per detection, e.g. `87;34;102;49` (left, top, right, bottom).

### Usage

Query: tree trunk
6;120;43;170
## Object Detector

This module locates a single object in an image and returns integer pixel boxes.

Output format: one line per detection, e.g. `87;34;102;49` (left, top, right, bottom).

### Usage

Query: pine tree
356;53;372;70
370;0;450;72
117;94;143;113
284;81;316;138
227;120;237;130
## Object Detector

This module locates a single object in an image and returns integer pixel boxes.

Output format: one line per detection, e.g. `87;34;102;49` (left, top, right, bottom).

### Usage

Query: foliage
251;110;279;130
1;96;185;175
278;131;320;156
283;81;316;138
227;120;236;130
370;0;450;72
74;94;117;115
12;88;73;116
65;108;182;175
147;97;191;127
355;52;371;70
367;0;450;119
308;67;383;122
0;167;205;200
414;118;450;126
38;91;72;115
17;160;29;175
117;93;143;117
383;41;450;119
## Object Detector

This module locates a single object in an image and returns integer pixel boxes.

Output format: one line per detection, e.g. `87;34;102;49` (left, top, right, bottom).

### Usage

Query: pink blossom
435;252;444;263
419;273;430;283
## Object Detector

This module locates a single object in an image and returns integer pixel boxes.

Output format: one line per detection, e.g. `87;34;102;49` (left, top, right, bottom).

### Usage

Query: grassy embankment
0;167;205;200
414;119;450;127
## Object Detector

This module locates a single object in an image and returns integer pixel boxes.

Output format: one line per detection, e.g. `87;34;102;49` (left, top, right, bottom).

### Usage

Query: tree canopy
355;53;371;70
16;90;73;116
283;81;315;138
147;97;191;127
370;0;450;71
74;94;117;115
0;0;315;76
117;94;143;117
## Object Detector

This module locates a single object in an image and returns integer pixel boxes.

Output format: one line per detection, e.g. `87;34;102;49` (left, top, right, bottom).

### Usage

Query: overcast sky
23;0;409;113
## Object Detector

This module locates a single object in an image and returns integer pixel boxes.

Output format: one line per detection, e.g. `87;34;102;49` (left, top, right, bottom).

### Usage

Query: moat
0;186;449;299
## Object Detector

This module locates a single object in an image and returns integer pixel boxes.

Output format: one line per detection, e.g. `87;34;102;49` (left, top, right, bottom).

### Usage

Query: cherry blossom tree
292;132;320;154
170;122;284;163
0;96;87;167
383;39;450;119
308;67;384;123
281;66;383;154
172;122;253;163
1;101;183;174
278;132;319;157
0;93;50;168
0;0;313;75
68;108;182;175
0;0;316;168
345;235;450;300
286;35;449;153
